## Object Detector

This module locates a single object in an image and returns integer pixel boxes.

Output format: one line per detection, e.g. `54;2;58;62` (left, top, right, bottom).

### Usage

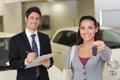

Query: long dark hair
76;15;103;45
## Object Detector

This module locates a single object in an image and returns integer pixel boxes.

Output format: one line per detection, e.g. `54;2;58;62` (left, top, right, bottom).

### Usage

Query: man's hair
25;6;41;18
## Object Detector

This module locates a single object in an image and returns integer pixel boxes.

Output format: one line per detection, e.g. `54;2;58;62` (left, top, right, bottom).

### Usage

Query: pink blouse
79;57;90;66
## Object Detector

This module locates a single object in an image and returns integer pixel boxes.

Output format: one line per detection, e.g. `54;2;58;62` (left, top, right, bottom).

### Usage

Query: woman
64;15;111;80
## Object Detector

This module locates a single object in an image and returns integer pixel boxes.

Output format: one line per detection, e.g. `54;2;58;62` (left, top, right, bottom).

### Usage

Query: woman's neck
81;41;94;48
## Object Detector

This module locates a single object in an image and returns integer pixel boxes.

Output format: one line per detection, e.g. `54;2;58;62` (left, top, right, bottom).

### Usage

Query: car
0;32;62;80
51;26;120;80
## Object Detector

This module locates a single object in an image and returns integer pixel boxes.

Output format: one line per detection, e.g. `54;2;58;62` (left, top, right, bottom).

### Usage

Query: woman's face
79;19;98;42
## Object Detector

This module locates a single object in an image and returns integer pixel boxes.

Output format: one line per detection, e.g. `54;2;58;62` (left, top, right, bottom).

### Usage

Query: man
9;6;53;80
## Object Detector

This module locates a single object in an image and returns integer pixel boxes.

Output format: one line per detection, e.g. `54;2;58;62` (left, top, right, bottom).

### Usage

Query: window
102;30;120;48
0;38;10;67
53;31;77;46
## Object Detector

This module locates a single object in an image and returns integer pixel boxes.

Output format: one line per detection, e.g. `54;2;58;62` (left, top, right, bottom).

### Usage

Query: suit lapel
22;31;32;52
37;32;44;56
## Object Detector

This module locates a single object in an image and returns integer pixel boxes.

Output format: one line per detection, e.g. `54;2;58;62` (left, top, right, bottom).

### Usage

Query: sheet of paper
25;54;53;69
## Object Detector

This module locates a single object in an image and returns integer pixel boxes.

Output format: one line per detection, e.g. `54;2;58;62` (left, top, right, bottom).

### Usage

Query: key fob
92;46;97;56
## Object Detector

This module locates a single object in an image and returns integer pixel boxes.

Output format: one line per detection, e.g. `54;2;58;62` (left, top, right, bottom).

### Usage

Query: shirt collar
25;28;38;38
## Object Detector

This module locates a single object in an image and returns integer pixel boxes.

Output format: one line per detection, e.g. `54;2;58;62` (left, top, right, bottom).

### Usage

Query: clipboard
25;54;53;69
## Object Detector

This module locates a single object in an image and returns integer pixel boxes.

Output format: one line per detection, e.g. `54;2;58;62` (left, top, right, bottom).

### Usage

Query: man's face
25;12;40;32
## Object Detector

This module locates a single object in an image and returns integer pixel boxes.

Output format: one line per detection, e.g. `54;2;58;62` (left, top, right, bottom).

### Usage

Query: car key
92;46;97;56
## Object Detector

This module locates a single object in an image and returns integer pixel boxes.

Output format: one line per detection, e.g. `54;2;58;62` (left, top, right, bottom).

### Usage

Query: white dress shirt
25;28;40;55
24;28;40;65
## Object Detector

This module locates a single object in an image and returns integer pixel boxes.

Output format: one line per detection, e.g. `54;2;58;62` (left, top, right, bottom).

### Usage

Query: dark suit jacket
9;31;53;80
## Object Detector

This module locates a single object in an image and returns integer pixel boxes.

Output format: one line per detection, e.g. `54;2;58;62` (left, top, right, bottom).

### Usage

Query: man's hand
40;58;50;68
26;52;37;64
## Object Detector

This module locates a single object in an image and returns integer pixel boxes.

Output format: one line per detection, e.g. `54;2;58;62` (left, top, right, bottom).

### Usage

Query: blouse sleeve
64;47;72;69
99;46;112;61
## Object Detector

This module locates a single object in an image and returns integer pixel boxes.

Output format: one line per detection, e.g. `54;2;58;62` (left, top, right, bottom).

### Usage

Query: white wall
0;0;77;37
0;0;93;36
0;0;4;31
94;0;120;27
0;1;23;33
3;0;34;3
0;0;4;15
3;3;22;33
0;0;22;33
77;0;94;19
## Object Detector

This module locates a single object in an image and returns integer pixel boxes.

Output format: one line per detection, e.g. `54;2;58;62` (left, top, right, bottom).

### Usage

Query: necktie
31;34;39;78
31;34;38;57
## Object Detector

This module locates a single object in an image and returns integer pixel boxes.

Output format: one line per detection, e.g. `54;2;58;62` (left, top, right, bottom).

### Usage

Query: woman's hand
93;40;105;52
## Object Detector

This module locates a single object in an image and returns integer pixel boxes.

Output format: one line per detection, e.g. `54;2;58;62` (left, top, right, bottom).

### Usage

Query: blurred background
1;0;120;38
0;0;120;80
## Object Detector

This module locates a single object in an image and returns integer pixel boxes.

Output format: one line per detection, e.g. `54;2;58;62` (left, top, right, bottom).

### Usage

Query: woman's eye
89;27;93;29
29;17;34;20
88;26;94;29
80;27;85;30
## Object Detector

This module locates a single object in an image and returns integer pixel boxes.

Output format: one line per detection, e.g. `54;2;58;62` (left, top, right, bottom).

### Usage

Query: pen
25;51;30;54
